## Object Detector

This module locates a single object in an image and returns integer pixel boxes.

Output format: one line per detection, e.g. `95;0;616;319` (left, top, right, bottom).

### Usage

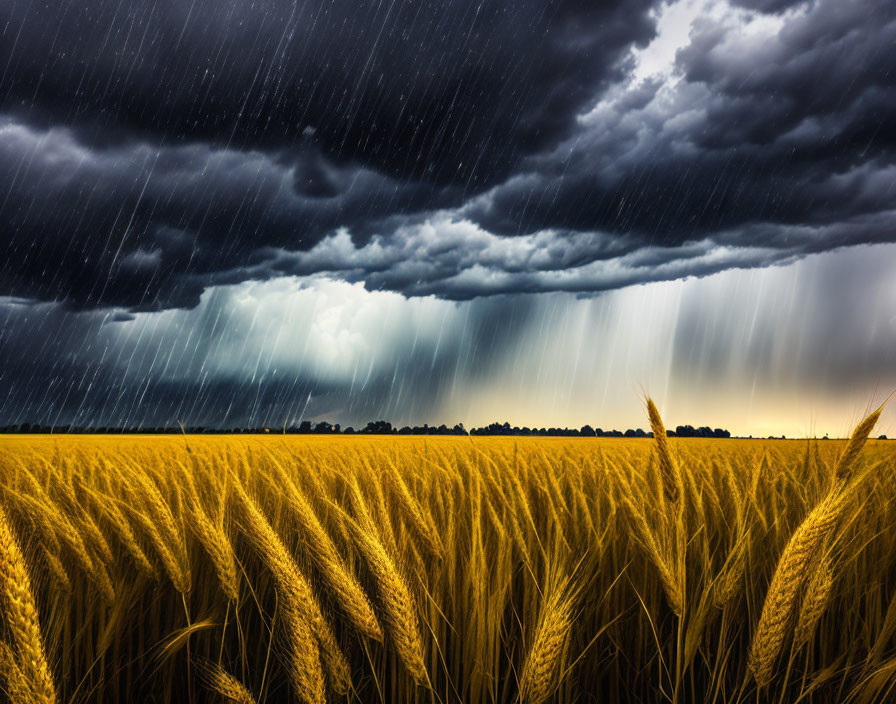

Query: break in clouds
1;0;895;432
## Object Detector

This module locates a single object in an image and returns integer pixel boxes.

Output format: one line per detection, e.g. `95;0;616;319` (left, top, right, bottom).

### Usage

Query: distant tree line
0;420;732;437
469;423;731;438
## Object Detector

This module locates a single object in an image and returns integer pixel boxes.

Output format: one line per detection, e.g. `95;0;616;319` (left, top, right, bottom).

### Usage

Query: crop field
0;406;894;704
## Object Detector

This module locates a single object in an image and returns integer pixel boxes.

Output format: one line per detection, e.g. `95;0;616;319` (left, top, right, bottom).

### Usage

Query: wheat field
0;404;894;703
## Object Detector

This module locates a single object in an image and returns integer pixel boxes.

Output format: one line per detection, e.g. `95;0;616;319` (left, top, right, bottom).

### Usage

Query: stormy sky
1;0;895;435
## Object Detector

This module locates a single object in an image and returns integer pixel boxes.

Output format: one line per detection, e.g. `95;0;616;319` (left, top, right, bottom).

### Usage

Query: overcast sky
1;0;894;435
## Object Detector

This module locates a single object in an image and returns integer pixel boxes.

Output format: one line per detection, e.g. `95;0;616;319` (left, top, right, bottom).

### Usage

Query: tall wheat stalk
748;407;881;686
646;398;682;505
519;574;576;704
231;477;334;704
263;455;383;641
0;503;56;704
345;478;430;687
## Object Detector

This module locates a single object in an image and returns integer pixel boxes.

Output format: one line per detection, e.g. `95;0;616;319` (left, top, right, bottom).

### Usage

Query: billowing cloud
0;119;456;309
469;0;896;243
1;0;895;310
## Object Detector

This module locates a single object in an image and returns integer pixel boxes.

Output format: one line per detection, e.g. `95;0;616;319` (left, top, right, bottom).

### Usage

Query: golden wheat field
0;405;894;704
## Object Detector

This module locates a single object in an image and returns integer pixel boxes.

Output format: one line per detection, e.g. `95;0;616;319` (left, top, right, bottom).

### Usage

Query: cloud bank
0;0;893;310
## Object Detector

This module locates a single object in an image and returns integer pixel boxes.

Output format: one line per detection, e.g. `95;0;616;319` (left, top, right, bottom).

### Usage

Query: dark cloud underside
1;0;894;310
1;0;654;186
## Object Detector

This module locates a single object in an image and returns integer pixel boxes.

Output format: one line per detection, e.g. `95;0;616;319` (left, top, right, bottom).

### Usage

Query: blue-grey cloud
0;0;655;187
1;0;894;311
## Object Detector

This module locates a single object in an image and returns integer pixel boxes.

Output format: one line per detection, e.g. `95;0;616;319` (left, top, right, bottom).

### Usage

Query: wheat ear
205;662;258;704
179;463;239;601
346;480;429;687
231;478;331;704
0;504;56;704
384;459;444;558
646;398;682;505
795;548;834;649
519;577;575;704
749;407;880;685
265;457;383;641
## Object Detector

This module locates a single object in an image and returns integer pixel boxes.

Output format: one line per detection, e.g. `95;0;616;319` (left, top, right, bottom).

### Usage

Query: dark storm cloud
728;0;804;12
0;0;659;309
468;0;896;250
679;1;896;155
0;121;457;309
260;220;802;300
0;0;654;187
0;0;895;311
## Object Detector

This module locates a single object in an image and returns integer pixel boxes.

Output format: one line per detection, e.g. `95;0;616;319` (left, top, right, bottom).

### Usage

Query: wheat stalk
231;477;331;704
748;487;846;686
40;547;71;593
179;463;239;601
712;529;749;609
384;459;444;558
125;468;191;593
0;503;56;704
0;642;32;704
88;467;158;578
749;407;881;686
346;479;429;687
833;408;883;481
519;576;575;704
204;662;258;704
264;456;383;641
646;398;682;505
